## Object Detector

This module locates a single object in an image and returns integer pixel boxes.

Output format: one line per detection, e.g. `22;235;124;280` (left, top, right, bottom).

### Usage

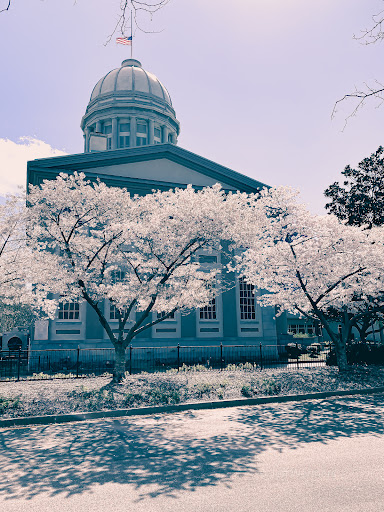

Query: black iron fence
0;342;330;381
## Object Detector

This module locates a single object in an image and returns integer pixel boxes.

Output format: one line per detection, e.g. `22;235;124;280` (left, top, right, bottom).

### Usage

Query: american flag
116;36;132;46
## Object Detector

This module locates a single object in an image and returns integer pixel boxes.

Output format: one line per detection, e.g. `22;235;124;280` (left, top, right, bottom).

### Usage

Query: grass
0;364;383;419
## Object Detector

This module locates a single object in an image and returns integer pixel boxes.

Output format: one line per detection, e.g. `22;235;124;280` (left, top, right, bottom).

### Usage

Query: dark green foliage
0;395;20;414
260;378;281;395
324;147;384;348
241;385;252;397
147;388;181;405
241;378;281;397
327;343;384;366
67;387;115;409
324;146;384;228
123;392;146;406
194;383;213;398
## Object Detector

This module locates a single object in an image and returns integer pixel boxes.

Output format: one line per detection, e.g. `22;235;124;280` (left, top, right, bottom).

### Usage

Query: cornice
27;144;268;193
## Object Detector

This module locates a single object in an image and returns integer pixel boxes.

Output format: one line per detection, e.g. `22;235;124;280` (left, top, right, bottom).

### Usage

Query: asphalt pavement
0;394;383;512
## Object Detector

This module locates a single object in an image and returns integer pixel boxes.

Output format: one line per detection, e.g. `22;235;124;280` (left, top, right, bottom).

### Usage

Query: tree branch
105;0;169;45
0;0;11;14
332;81;384;129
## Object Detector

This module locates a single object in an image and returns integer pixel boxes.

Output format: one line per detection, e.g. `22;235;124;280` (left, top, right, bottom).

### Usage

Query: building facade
27;59;288;351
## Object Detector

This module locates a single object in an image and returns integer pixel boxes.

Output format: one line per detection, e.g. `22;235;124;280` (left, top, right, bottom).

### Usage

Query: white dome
90;59;172;106
81;59;180;152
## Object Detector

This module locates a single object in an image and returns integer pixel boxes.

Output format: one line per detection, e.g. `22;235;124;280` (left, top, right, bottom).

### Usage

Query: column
130;116;137;147
162;125;169;144
148;119;154;145
84;127;90;152
111;118;118;150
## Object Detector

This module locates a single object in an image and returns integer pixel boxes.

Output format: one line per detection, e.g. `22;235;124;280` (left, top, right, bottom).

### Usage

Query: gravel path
0;365;383;419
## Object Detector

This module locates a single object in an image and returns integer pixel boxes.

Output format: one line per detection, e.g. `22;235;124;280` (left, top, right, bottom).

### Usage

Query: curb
1;386;384;429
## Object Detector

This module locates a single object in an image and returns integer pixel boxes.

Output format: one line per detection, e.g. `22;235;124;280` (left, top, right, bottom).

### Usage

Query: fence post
76;346;80;378
17;347;21;381
177;344;180;371
259;343;263;370
296;342;299;369
220;343;223;371
129;345;132;375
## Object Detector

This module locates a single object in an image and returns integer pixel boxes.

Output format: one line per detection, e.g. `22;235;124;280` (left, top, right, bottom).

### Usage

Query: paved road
0;394;383;512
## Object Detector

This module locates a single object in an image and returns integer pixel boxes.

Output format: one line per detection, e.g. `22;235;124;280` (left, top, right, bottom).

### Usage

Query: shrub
0;395;20;414
68;386;115;408
179;364;209;372
194;383;213;398
260;378;281;395
241;385;253;397
147;388;181;405
123;392;145;406
326;343;384;366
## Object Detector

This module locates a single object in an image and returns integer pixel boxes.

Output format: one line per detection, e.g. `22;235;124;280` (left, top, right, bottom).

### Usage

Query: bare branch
105;0;169;45
354;7;384;45
332;81;384;129
0;0;11;14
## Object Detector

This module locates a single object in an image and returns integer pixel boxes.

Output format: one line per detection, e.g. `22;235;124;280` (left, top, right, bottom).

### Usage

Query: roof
27;143;268;194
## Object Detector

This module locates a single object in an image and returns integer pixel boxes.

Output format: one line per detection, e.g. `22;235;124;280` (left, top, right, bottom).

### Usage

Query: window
168;133;173;143
58;301;80;320
239;277;256;320
199;255;217;264
136;136;147;146
136;121;148;146
107;138;112;150
200;298;217;320
154;127;161;139
110;304;121;320
103;125;112;135
110;270;126;283
119;123;130;132
287;323;315;335
119;136;130;148
157;311;175;319
136;122;147;134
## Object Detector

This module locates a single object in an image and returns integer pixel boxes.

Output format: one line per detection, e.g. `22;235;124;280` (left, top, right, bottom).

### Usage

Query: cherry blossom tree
27;173;234;382
0;194;28;302
232;187;384;371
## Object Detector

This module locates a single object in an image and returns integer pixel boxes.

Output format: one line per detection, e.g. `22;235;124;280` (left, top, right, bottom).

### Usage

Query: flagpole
131;12;133;59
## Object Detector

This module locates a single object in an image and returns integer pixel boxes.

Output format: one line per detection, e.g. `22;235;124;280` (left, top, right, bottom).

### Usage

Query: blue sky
1;0;384;212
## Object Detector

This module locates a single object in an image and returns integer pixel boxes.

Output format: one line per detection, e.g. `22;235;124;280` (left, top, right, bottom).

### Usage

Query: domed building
27;59;289;355
81;59;180;152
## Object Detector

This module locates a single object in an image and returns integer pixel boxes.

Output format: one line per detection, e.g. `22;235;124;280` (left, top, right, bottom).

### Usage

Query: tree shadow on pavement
0;393;383;501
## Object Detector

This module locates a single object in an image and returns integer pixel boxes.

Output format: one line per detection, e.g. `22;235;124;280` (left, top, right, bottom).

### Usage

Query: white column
148;119;154;145
84;127;90;152
130;116;137;147
112;118;118;150
162;125;169;143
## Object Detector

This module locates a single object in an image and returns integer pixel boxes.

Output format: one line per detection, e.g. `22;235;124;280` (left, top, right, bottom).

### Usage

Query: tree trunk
312;308;349;372
334;338;349;371
113;344;127;383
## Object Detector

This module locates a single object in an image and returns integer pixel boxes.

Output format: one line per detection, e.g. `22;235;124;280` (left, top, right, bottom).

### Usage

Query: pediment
27;143;267;194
